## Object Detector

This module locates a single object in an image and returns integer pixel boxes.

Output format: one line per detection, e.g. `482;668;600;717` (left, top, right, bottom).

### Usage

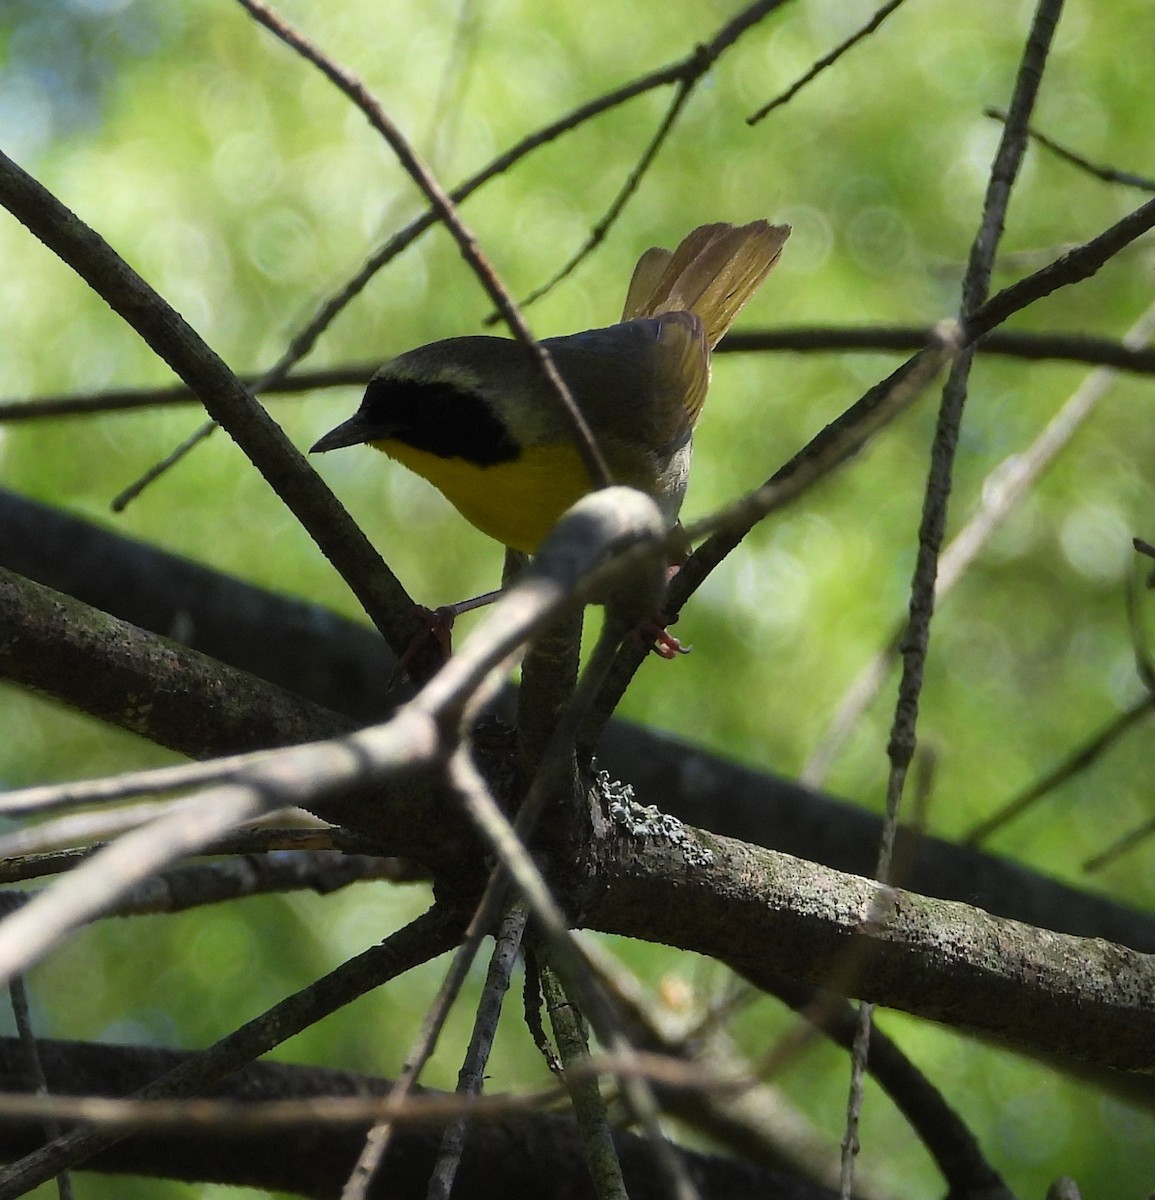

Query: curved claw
633;615;691;660
650;627;691;659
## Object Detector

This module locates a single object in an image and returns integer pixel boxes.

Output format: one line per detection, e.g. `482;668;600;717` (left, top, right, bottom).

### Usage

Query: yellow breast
372;437;596;555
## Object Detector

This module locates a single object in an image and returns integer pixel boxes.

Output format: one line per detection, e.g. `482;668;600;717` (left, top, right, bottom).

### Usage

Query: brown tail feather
622;220;790;349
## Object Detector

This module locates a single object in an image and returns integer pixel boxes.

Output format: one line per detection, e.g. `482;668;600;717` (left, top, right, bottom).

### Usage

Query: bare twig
748;0;908;123
1084;809;1155;873
0;800;186;860
721;323;1155;371
844;5;1064;1197
0;1045;778;1132
341;895;502;1200
881;0;1062;871
11;325;1155;425
504;0;788;306
238;0;609;491
0;906;462;1197
0;364;361;421
426;906;528;1200
8;976;73;1200
493;79;696;318
803;294;1155;785
985;105;1155;192
965;545;1155;849
0;1078;570;1135
964;194;1155;339
0;750;285;818
0;836;385;889
0;851;396;923
975;696;1155;850
541;958;628;1200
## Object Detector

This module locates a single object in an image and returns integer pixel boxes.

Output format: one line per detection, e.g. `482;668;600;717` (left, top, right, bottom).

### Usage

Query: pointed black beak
310;412;375;454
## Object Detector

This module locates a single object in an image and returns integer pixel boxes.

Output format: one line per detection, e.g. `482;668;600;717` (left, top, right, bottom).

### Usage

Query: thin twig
985;106;1155;192
541;957;628;1200
0;829;381;886
1099;562;1155;873
8;977;73;1200
0;800;187;860
247;0;609;491
12;325;1155;425
748;0;908;123
0;1046;761;1132
844;5;1064;1197
340;896;502;1200
964;532;1155;849
0;906;462;1198
721;323;1155;370
964;694;1155;848
802;294;1155;786
964;194;1155;339
425;906;528;1200
491;79;696;319
0;750;285;817
1084;810;1155;873
0;851;398;922
881;0;1063;863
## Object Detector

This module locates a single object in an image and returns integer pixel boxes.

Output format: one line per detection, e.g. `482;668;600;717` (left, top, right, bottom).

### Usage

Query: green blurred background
2;0;1154;1196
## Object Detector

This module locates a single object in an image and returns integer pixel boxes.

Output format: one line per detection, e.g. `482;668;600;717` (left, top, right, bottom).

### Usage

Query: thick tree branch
0;566;353;758
0;1039;837;1200
3;488;1154;959
582;821;1155;1072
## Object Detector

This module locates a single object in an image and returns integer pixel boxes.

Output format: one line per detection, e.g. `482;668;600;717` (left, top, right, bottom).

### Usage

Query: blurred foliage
2;0;1155;1196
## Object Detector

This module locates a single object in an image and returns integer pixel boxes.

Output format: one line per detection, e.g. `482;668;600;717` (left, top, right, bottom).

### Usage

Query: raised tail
621;220;790;350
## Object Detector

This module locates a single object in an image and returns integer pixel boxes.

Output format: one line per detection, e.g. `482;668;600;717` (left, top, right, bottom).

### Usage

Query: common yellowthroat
311;221;789;612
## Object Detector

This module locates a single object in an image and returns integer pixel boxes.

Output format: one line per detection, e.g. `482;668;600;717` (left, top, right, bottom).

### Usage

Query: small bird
311;221;790;650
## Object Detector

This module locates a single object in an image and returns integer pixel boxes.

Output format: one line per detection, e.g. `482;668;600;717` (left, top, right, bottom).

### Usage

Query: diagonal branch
0;150;420;661
236;0;610;492
586;186;1155;741
0;906;463;1197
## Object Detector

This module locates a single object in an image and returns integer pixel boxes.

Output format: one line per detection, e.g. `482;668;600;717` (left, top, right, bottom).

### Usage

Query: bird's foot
389;605;457;685
389;589;507;684
634;614;691;659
